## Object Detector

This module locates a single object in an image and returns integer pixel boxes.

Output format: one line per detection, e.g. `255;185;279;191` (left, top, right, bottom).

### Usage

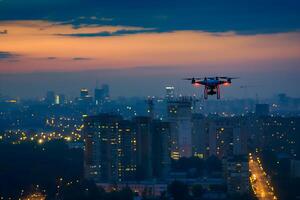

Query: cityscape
1;0;300;200
0;85;300;200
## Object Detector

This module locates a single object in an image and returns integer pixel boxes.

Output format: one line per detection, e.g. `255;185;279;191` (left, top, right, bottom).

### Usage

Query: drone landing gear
217;85;220;99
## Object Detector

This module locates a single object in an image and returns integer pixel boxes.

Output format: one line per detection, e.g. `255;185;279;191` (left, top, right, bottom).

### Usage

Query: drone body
184;77;238;99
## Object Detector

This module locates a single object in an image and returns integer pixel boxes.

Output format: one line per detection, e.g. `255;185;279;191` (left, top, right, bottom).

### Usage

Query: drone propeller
219;76;239;79
182;77;203;80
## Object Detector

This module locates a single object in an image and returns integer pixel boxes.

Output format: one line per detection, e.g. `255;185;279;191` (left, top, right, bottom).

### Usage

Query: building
191;113;209;159
255;104;270;116
248;116;299;157
96;182;168;197
95;84;110;105
78;88;93;106
84;114;172;183
165;86;175;100
223;155;250;194
80;88;89;98
84;114;137;182
290;160;300;178
134;116;153;180
167;97;193;159
45;91;55;105
208;118;248;158
117;120;137;181
152;120;171;180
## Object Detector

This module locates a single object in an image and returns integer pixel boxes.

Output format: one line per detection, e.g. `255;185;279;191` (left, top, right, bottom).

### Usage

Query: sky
0;0;300;98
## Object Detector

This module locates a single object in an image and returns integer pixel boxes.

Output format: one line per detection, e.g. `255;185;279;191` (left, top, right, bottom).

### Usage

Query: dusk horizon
1;1;300;200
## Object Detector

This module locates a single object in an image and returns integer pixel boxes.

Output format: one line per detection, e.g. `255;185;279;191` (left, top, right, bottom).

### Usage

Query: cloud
0;51;18;60
72;57;92;61
47;57;57;60
0;0;300;34
57;28;161;37
0;30;8;34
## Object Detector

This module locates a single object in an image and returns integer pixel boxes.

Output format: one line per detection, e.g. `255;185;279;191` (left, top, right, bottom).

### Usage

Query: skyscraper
134;116;153;180
84;114;125;182
80;88;89;98
152;120;171;180
191;113;209;159
94;84;110;105
79;88;93;106
165;86;175;100
102;84;110;98
45;91;55;105
167;97;193;159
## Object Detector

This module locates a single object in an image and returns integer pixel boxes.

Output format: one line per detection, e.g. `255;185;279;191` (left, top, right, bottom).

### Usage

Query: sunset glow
1;20;300;73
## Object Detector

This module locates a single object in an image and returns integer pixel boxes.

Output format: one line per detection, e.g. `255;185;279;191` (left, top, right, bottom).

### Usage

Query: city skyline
1;1;300;97
1;1;300;200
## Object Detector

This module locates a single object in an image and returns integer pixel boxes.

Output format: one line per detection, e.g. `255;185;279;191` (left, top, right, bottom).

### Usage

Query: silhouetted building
152;120;171;180
95;84;110;105
167;97;193;159
45;91;55;105
191;113;209;158
102;84;110;98
134;116;153;180
58;94;66;104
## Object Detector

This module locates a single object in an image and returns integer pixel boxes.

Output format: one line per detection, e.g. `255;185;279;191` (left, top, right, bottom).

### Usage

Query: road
249;154;277;200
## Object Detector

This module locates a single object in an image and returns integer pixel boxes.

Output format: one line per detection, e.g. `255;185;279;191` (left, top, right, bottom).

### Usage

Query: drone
183;76;238;99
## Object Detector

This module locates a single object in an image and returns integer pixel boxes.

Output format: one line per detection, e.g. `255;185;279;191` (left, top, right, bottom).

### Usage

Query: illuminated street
249;154;277;200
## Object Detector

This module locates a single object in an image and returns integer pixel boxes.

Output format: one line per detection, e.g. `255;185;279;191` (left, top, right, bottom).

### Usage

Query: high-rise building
58;94;66;104
94;84;110;105
102;84;110;98
80;88;89;98
208;118;247;158
191;114;209;159
45;91;55;105
223;155;250;194
152;120;171;180
167;97;193;159
84;114;137;182
134;116;153;180
79;88;93;105
94;88;104;105
165;86;175;100
117;120;137;181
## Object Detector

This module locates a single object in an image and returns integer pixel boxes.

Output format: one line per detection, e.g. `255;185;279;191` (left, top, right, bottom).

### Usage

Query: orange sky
1;20;300;73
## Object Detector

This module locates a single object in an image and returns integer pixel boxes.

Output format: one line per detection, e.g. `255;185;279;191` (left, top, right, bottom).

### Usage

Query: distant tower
102;84;110;99
80;88;89;98
45;91;55;105
147;97;154;119
165;86;175;100
94;84;110;105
